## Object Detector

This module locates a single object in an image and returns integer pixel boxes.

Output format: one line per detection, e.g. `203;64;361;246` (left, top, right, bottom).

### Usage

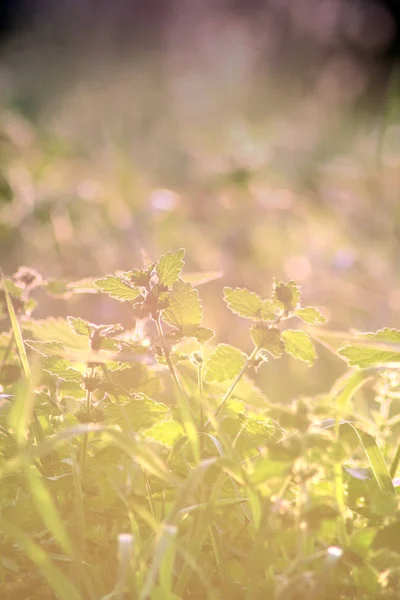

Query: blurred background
1;0;400;400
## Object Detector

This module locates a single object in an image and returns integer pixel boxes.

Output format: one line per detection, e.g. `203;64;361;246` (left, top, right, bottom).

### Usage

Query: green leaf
273;280;301;312
41;356;83;382
162;280;203;331
260;300;277;321
143;420;185;447
203;344;246;382
67;316;90;336
156;249;185;287
294;307;327;324
95;275;142;302
223;287;262;319
25;340;65;357
281;329;316;365
23;318;89;352
338;329;400;368
250;325;284;357
107;394;169;429
319;420;395;495
248;456;291;486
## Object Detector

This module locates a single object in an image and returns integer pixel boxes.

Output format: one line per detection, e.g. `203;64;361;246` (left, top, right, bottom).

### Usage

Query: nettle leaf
260;300;277;321
22;318;88;351
143;419;185;447
273;280;301;312
294;307;327;325
250;325;284;357
156;248;185;287
41;356;83;382
127;263;156;287
165;325;214;344
223;287;262;319
95;275;142;302
25;340;65;357
281;330;316;365
106;394;170;429
187;326;214;343
162;280;203;332
203;344;246;383
338;346;400;369
237;416;275;452
338;329;400;368
67;316;90;337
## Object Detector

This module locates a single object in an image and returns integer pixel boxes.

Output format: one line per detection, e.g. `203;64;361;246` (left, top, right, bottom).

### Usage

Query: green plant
1;252;400;600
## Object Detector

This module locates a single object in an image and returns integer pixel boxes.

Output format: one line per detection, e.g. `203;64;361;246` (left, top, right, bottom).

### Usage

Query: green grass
1;253;400;599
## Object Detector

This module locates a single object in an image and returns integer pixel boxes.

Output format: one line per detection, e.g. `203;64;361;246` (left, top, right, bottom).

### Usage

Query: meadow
2;15;400;597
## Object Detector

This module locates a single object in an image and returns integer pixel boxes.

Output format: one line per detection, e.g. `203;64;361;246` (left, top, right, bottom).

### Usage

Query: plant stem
80;364;95;475
155;317;188;399
207;345;259;428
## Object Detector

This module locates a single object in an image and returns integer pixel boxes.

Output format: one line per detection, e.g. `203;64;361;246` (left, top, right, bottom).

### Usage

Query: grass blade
2;274;31;378
0;518;82;600
318;419;395;495
25;463;73;555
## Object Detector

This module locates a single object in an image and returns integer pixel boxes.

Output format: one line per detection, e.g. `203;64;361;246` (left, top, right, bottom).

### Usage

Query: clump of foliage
1;251;400;600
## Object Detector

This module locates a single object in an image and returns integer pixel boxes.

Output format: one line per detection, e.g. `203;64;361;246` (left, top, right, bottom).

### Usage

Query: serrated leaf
107;394;169;429
294;307;327;325
182;325;214;343
338;329;400;368
156;249;185;287
95;276;142;302
260;300;277;321
282;330;316;365
41;357;83;382
250;325;284;357
223;287;262;319
126;263;156;287
22;318;90;352
162;280;203;331
338;346;400;369
203;344;246;383
25;340;65;357
67;316;90;336
273;280;301;312
143;420;185;447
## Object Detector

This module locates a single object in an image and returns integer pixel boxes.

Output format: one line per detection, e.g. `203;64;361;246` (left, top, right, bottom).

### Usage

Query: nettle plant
1;251;400;600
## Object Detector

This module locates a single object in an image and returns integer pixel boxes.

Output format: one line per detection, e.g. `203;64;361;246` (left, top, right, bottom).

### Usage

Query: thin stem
80;364;95;475
155;317;188;399
390;441;400;479
85;365;95;412
206;345;259;428
197;362;205;456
